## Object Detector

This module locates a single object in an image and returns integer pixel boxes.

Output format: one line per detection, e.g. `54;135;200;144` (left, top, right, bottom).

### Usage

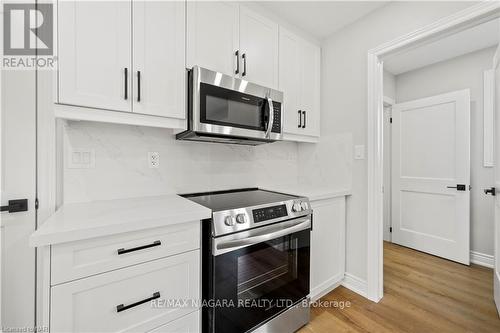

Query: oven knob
236;214;247;224
301;202;309;211
225;216;236;226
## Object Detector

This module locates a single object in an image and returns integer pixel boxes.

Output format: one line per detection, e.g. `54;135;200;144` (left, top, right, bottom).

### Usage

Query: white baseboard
310;273;344;302
342;273;368;298
470;251;494;268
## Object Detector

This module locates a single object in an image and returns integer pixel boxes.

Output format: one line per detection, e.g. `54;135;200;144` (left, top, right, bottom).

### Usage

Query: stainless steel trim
252;297;310;333
213;216;311;256
183;66;283;143
265;94;274;139
212;196;311;237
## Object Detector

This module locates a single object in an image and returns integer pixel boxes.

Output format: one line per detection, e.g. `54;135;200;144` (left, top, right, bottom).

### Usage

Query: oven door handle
214;219;310;255
264;94;274;139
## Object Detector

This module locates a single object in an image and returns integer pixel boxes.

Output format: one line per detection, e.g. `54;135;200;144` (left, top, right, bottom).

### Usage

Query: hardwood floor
299;242;500;333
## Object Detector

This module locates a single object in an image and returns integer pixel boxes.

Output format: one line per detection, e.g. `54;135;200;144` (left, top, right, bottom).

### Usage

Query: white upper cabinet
299;39;321;138
239;7;279;89
279;28;321;141
57;0;186;125
279;27;302;136
58;1;132;112
133;1;185;119
187;4;278;89
186;1;239;77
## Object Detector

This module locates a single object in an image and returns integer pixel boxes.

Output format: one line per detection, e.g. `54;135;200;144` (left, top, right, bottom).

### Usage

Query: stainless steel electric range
182;188;311;333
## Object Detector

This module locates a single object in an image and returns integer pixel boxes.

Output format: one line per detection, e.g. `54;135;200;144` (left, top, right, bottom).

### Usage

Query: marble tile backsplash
62;121;301;203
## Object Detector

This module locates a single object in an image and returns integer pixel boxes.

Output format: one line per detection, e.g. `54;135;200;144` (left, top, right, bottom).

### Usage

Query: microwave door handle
215;219;311;254
265;96;274;138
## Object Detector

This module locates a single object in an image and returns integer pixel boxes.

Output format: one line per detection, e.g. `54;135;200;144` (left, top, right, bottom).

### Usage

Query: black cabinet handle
124;68;128;100
116;292;160;313
137;71;141;102
302;111;306;128
235;50;240;75
117;240;161;255
242;53;247;77
0;199;28;213
298;110;302;128
484;187;496;196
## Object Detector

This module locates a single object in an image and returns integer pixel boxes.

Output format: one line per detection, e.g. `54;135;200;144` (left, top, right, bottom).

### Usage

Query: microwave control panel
253;204;288;223
272;102;282;133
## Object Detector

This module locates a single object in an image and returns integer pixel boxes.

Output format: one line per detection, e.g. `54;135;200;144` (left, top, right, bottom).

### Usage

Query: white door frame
366;1;500;302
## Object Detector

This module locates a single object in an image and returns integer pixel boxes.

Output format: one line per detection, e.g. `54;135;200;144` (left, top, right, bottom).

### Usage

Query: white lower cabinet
51;250;199;332
147;311;200;333
310;196;346;300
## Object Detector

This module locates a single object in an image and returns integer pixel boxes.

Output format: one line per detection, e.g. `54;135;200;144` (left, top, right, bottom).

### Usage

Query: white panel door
493;44;500;316
1;64;37;327
133;0;185;119
58;1;132;111
279;27;301;135
186;1;239;76
299;40;321;137
392;90;470;264
239;6;278;89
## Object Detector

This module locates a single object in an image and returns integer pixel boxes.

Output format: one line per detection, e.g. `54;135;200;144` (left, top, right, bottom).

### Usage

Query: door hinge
35;198;39;210
389;227;392;233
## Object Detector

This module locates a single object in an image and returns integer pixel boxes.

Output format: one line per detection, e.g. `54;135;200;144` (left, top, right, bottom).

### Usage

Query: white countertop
261;185;351;201
30;195;211;247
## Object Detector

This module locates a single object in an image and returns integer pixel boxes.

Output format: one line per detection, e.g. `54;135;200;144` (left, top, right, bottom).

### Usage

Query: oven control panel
252;204;288;223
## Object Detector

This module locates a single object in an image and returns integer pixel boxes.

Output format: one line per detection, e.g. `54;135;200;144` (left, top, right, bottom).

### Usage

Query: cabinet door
147;311;200;333
58;1;132;112
299;40;321;137
310;197;346;300
186;1;239;77
133;0;185;119
239;6;278;89
279;27;302;135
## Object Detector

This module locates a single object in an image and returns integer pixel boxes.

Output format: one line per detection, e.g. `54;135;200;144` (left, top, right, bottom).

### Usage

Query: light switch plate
354;145;365;160
68;149;95;169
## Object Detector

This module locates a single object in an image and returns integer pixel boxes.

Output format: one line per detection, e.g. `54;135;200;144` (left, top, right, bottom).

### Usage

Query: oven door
208;217;310;333
191;66;283;141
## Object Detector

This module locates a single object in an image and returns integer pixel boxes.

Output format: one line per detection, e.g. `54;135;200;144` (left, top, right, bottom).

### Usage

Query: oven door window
200;83;268;131
211;229;309;333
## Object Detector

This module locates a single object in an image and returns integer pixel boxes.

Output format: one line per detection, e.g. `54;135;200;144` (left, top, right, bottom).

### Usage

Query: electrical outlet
148;152;160;168
68;149;95;169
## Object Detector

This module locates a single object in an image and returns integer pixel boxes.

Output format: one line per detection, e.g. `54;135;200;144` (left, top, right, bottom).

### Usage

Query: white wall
395;47;496;256
314;1;478;281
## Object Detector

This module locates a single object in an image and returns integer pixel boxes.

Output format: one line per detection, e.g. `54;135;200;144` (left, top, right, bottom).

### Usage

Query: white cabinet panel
51;222;200;285
239;6;278;89
300;40;321;137
147;311;200;333
186;1;239;76
58;1;132;112
310;197;346;300
133;0;185;119
279;27;302;136
51;251;200;333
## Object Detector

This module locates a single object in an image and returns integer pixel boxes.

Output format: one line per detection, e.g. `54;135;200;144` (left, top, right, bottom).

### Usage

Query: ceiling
258;1;388;40
384;18;500;75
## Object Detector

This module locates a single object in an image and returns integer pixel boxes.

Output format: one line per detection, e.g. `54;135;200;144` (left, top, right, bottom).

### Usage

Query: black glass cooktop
181;188;298;211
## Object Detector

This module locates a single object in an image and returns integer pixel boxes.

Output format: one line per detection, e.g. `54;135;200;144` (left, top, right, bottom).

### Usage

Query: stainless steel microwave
176;66;283;145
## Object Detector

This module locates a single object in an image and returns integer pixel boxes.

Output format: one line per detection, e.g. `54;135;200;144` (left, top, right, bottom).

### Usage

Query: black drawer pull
117;240;161;255
116;291;160;313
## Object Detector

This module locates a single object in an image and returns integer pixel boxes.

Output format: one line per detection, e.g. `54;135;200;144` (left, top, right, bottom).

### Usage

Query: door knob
484;187;496;196
0;199;28;213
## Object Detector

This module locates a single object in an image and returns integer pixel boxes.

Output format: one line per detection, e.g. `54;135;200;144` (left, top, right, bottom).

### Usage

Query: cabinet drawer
147;311;199;333
51;222;200;285
51;250;200;333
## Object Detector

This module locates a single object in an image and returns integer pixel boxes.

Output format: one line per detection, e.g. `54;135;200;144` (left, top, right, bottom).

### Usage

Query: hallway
300;242;500;332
